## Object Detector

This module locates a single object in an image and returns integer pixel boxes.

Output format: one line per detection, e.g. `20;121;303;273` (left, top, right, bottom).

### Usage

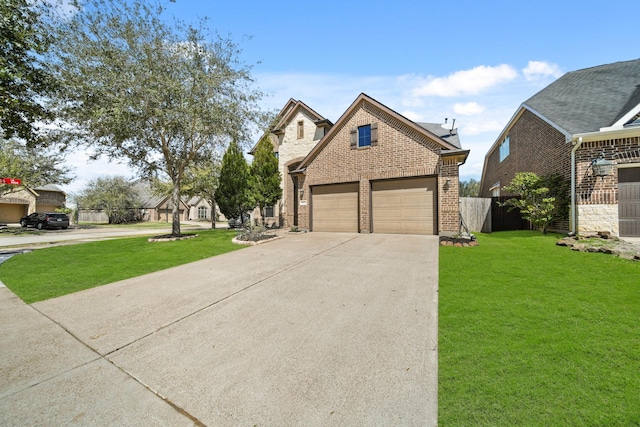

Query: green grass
0;229;242;303
439;231;640;426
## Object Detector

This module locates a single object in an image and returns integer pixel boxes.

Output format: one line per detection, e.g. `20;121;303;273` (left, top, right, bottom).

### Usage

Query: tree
182;153;222;229
0;138;71;198
249;136;281;224
459;178;480;197
0;0;55;144
76;176;141;224
215;140;251;225
46;0;267;236
500;172;556;234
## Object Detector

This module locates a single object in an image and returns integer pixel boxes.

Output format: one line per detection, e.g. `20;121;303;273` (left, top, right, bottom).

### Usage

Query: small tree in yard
500;172;556;234
215;140;251;225
77;176;141;224
459;178;480;197
249;136;281;224
182;153;222;229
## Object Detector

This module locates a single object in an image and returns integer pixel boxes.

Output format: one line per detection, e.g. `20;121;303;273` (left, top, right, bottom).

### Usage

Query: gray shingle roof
525;58;640;134
417;122;461;148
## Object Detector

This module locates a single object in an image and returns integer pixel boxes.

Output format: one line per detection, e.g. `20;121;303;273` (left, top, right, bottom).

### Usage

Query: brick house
0;184;67;223
286;93;469;235
249;99;332;226
480;59;640;237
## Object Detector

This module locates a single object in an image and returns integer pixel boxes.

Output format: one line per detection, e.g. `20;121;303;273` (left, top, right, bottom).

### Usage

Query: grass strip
0;229;242;303
439;231;640;426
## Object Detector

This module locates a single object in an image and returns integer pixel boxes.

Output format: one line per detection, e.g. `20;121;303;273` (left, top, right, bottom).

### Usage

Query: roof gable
524;58;640;134
249;99;330;154
298;93;459;169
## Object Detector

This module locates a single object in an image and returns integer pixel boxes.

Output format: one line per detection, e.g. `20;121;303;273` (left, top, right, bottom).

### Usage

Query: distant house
479;58;640;237
133;181;189;222
248;98;332;226
186;196;226;222
0;184;67;223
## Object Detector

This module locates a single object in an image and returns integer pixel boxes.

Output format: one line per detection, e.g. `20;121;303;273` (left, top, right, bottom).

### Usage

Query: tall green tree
500;172;556;234
0;0;54;144
46;0;267;236
0;138;71;197
215;140;251;225
76;176;141;224
249;136;281;223
459;178;480;197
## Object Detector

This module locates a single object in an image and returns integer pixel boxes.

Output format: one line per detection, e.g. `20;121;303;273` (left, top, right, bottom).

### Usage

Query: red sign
1;178;21;185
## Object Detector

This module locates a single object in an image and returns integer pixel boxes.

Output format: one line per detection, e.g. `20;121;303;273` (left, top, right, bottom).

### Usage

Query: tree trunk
171;181;181;236
210;197;216;229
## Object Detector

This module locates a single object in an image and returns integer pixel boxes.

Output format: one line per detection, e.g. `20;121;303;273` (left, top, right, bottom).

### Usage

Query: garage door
619;167;640;237
0;204;27;223
372;177;437;235
312;183;358;232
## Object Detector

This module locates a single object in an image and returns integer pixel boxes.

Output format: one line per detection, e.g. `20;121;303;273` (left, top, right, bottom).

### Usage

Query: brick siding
290;101;460;234
481;110;570;197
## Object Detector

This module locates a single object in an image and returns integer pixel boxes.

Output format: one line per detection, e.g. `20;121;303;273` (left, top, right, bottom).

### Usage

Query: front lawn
0;229;242;303
439;231;640;426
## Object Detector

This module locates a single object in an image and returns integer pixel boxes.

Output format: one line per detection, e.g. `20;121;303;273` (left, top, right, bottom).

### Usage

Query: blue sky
63;0;640;194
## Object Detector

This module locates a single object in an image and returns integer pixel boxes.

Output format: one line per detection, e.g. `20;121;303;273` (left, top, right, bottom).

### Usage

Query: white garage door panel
312;183;358;232
372;177;436;235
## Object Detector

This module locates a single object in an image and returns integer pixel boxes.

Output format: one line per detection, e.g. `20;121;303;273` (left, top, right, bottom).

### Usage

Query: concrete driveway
0;232;438;426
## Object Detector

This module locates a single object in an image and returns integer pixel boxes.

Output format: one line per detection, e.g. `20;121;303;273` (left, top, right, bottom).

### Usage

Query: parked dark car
20;212;70;230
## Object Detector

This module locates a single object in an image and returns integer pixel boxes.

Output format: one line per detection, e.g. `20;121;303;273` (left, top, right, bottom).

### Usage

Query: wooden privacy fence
459;197;531;233
459;197;491;233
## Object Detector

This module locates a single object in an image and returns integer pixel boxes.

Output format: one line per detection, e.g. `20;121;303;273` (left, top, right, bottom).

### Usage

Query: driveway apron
1;233;438;426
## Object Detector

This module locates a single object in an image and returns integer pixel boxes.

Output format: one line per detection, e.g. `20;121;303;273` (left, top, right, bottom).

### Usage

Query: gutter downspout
570;136;584;235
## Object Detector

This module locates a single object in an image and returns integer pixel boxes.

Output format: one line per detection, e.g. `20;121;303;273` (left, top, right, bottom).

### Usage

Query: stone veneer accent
577;204;619;235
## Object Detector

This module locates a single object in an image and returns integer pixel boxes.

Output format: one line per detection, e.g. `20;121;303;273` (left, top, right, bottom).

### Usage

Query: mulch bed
148;234;199;242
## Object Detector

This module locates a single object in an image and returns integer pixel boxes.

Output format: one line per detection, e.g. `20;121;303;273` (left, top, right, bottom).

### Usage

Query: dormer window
297;121;304;139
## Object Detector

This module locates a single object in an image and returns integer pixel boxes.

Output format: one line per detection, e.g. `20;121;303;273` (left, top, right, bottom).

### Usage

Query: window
265;205;274;217
490;182;500;197
499;136;510;162
197;206;208;219
350;123;378;149
297;121;304;139
358;124;371;147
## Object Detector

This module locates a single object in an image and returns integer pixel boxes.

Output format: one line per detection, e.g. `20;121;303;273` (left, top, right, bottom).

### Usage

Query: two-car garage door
311;177;437;235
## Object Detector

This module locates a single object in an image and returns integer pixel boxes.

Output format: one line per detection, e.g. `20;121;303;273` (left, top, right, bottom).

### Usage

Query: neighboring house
479;58;640;237
249;98;332;226
186;196;226;222
286;93;468;235
0;184;67;223
133;181;190;222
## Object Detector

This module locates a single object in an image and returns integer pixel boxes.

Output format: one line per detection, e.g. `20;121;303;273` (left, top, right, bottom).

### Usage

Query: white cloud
412;64;518;97
523;61;563;81
453;102;485;115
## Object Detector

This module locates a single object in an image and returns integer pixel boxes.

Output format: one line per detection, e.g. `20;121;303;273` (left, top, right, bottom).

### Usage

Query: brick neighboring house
0;184;67;223
287;93;469;235
479;58;640;237
249;98;332;226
